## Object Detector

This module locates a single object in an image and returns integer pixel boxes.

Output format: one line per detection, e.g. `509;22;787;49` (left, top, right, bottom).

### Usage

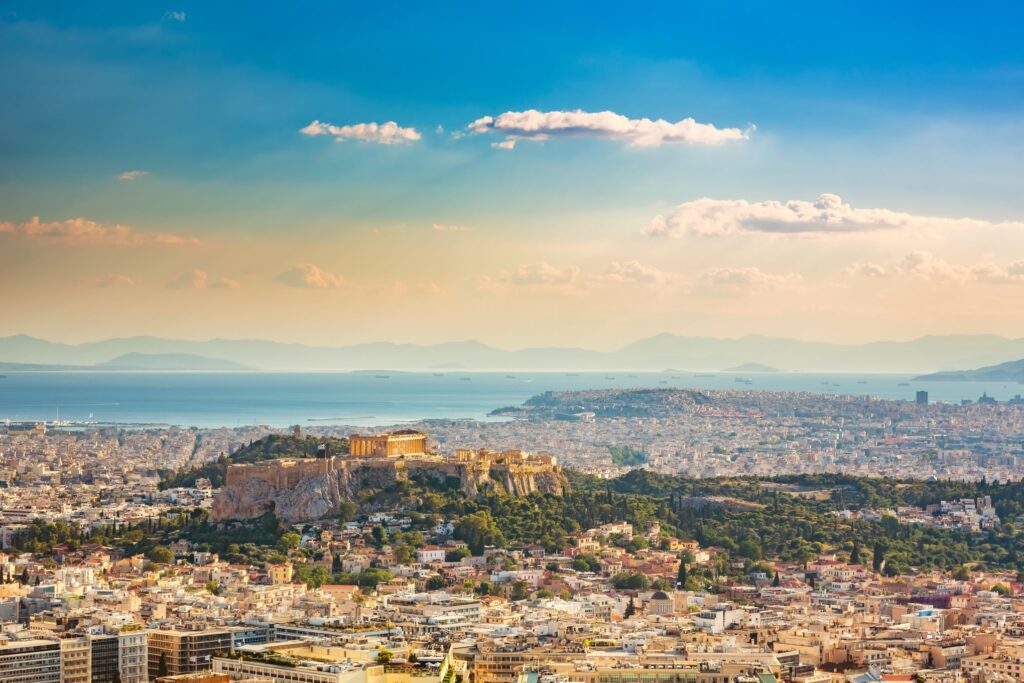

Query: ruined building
211;431;567;522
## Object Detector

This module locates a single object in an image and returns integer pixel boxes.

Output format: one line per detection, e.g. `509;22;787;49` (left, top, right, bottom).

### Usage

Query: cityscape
3;3;1024;683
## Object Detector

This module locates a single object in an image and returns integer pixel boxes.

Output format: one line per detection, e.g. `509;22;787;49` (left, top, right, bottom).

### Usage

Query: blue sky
2;2;1024;346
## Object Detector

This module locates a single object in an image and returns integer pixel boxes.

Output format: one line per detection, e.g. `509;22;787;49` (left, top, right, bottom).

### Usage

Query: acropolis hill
211;430;568;522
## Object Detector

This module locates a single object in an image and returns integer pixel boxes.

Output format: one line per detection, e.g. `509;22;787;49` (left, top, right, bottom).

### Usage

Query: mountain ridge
3;333;1024;373
914;358;1024;383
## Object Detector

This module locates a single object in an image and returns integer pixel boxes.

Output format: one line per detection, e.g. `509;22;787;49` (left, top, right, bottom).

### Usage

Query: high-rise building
90;633;119;683
118;630;149;683
147;628;233;679
60;636;92;683
0;637;61;683
916;390;929;405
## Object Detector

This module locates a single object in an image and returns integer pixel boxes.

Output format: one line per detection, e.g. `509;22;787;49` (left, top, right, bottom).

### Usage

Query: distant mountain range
723;362;780;373
97;353;249;371
2;333;1024;373
0;352;248;372
914;359;1024;383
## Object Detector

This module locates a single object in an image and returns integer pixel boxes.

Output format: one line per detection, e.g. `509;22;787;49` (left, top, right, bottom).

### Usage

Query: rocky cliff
211;453;568;522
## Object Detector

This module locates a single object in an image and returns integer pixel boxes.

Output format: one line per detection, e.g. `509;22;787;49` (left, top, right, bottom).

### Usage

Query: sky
2;1;1024;350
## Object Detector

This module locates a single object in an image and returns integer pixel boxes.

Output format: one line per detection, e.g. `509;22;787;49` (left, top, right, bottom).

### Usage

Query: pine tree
158;652;169;678
624;596;635;618
772;571;780;587
676;560;688;589
849;541;861;565
872;542;884;573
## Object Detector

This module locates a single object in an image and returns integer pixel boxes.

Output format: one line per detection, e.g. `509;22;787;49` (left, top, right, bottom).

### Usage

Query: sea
0;371;1021;429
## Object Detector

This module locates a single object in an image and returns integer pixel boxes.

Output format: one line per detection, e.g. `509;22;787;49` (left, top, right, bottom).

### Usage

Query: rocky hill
211;444;567;522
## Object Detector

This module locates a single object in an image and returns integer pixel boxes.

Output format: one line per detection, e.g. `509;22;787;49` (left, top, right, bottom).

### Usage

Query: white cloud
645;193;1024;238
847;251;1024;284
300;120;421;145
169;270;240;289
0;216;200;246
843;262;889;278
971;260;1024;284
431;223;475;233
79;273;137;288
118;170;149;181
605;260;675;286
278;263;345;289
896;251;969;282
164;11;186;22
481;262;581;290
467;109;751;149
696;267;802;293
507;262;581;285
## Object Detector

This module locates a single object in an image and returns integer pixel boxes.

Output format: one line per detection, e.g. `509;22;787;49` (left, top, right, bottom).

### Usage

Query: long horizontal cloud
645;193;1024;238
847;251;1024;284
79;273;137;288
169;270;240;290
467;109;751;149
278;263;345;289
480;262;582;291
0;216;200;246
697;267;802;293
605;260;676;286
300;120;421;145
506;262;581;285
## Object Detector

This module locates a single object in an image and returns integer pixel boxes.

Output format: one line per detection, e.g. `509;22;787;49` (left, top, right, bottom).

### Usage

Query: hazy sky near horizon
2;2;1024;349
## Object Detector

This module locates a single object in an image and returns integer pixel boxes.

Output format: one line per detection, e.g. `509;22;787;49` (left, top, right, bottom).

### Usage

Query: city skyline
3;2;1024;348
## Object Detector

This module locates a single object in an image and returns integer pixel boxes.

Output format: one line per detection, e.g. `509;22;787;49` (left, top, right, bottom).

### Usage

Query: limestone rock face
211;454;568;522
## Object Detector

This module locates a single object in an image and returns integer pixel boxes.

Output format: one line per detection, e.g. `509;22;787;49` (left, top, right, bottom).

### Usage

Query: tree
624;596;636;618
394;544;414;565
872;542;885;573
676;560;688;588
157;653;169;678
147;546;174;565
376;648;393;665
425;575;449;591
611;572;649;590
455;511;505;555
849;541;861;565
772;571;780;587
446;547;470;563
371;525;388;547
510;581;529;601
358;567;395;588
338;500;358;524
572;554;601;573
279;532;301;551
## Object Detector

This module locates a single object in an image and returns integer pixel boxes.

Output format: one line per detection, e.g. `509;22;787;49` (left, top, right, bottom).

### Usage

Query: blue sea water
0;371;1020;428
